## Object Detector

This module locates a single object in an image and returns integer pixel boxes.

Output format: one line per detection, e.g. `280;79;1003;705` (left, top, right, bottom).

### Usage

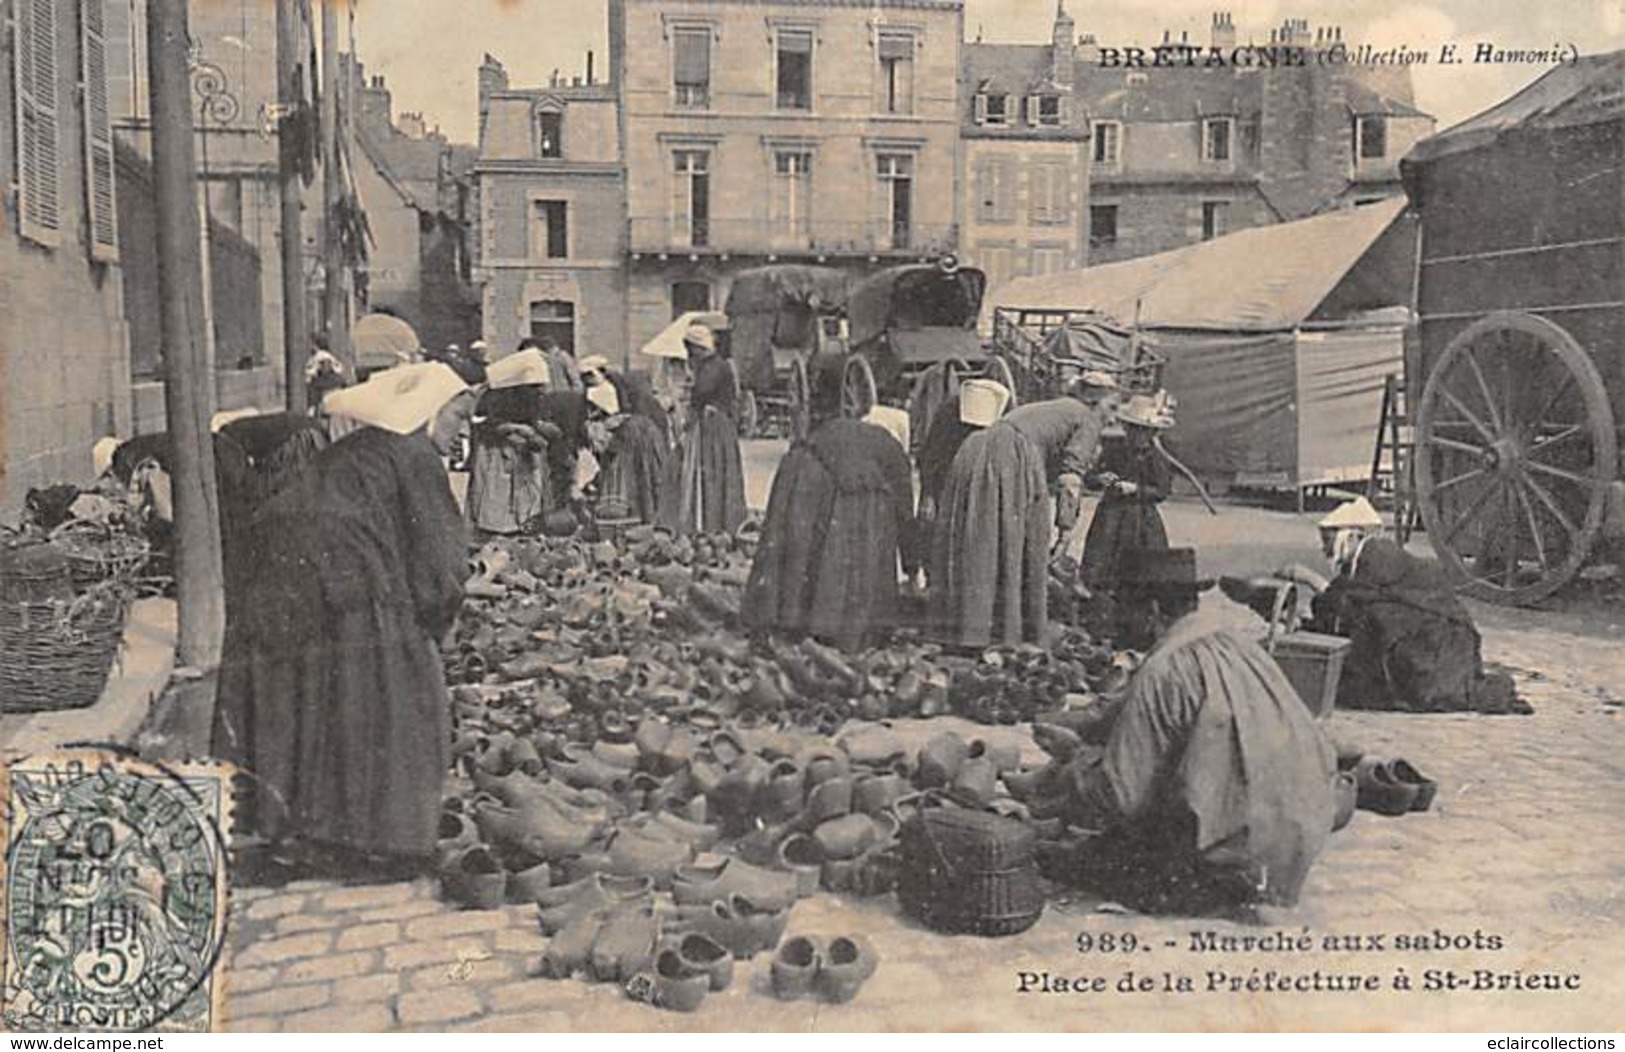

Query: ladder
1367;373;1419;545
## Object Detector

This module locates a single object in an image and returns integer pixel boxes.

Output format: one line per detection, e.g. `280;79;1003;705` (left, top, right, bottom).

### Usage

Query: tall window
978;245;1013;290
671;281;710;318
1029;163;1070;226
673;28;711;108
672;150;710;247
775;29;813;110
772;150;813;242
1201;201;1229;241
1201;116;1232;162
877;33;913;114
538;111;562;158
876;154;913;251
1357;115;1387;159
975;158;1015;224
1092;121;1121;167
1031;245;1068;276
529;300;575;353
532;200;568;259
1089;204;1118;248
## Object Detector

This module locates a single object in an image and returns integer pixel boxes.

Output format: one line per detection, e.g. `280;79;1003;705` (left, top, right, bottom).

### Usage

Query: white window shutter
973;93;987;124
1025;94;1039;126
16;0;64;247
80;0;117;261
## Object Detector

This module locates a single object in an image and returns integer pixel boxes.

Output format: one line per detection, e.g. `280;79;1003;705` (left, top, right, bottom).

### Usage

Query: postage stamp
0;750;232;1033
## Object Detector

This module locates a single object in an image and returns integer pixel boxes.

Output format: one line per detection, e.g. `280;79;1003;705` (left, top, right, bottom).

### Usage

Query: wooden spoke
1527;424;1586;460
1461;349;1506;435
1513;479;1551;571
1433;466;1489;494
1527;375;1576;434
1524;459;1601;490
1522;474;1581;544
1443;476;1505;544
1438;389;1498;444
1500;486;1519;589
1432;434;1490;458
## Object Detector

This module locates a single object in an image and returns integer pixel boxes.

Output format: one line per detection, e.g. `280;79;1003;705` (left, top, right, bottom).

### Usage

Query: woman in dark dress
465;348;553;535
213;363;475;873
743;354;918;652
581;354;668;523
662;323;748;536
915;379;1010;587
1081;392;1176;598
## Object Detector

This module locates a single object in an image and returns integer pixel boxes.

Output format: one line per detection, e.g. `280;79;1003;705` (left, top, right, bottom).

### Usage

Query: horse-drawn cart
1402;52;1625;604
725;265;859;439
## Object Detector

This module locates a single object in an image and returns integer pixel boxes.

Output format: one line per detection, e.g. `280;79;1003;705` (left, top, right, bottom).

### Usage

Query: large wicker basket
1;545;130;715
898;800;1046;937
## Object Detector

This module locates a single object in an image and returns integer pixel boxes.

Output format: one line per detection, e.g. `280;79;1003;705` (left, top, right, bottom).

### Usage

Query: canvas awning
985;196;1409;332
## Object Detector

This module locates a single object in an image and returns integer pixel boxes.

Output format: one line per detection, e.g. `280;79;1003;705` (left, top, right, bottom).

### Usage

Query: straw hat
1318;497;1383;531
486;348;551;390
92;436;121;479
1078;370;1119;391
1116;391;1177;430
323;361;470;435
683;323;716;354
959;378;1012;428
210;407;259;434
586;382;621;416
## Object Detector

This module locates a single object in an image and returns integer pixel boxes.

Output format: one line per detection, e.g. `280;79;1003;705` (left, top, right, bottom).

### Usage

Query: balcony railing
629;216;956;257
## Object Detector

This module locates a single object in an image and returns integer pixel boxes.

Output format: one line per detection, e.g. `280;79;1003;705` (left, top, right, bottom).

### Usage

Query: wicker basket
0;582;130;714
898;800;1046;937
48;519;152;588
0;543;76;603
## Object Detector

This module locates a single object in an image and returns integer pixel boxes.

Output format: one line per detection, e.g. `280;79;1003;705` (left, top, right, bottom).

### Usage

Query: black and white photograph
1;0;1622;1034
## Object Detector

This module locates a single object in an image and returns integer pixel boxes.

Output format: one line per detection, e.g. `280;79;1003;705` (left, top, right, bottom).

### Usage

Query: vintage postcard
1;0;1622;1034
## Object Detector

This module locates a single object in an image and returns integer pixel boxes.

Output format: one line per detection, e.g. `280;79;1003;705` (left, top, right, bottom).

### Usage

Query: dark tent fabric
726;266;850;393
849;265;985;350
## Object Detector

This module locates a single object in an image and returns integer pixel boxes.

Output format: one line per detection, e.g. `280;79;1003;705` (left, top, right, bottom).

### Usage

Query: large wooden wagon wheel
737;389;759;439
788;357;812;441
1414;311;1617;604
842;356;878;419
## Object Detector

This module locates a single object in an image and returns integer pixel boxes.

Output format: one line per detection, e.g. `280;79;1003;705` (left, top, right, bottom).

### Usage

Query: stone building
1;0;133;507
473;54;627;365
350;60;480;353
962;9;1435;283
610;0;966;354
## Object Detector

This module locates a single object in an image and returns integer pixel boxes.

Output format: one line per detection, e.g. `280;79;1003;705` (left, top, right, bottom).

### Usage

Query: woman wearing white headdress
465;347;554;535
214;362;477;877
660;322;747;536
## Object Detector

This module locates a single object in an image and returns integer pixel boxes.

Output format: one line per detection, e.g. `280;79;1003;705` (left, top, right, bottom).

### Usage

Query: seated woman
742;353;918;653
465;348;554;536
1310;499;1526;714
581;354;667;524
1030;548;1338;916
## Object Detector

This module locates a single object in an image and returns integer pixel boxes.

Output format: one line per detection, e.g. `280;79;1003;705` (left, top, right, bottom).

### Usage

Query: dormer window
1357;115;1387;159
976;92;1009;126
1201;116;1232;163
1035;95;1062;126
538;111;562;159
1092;120;1122;167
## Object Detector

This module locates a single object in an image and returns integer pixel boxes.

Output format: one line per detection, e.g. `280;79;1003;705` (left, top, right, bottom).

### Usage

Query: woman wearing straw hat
1080;390;1177;605
465;347;555;536
661;322;748;537
932;380;1115;648
214;362;476;879
742;352;918;652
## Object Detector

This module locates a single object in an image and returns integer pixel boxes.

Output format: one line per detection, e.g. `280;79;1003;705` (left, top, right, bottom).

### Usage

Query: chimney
1211;11;1236;49
586;50;595;85
1078;31;1099;65
1050;1;1075;87
477;53;509;143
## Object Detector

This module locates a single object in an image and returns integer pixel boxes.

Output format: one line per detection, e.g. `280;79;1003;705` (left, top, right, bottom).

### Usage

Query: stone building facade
962;9;1435;284
1;0;133;507
473;55;628;366
610;0;965;354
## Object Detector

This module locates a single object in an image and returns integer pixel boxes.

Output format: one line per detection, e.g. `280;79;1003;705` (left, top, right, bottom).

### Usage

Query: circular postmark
4;751;230;1032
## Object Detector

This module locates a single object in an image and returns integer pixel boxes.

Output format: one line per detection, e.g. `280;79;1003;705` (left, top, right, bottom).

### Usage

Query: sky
350;0;1625;144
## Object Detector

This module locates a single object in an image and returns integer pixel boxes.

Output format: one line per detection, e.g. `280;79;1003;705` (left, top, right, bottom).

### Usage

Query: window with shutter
80;0;117;260
15;0;63;247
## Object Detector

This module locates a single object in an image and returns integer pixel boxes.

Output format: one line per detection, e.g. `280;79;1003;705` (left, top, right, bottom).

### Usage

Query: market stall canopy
724;265;851;318
354;312;421;373
850;264;985;350
1402;51;1625;168
984;196;1408;333
638;311;728;362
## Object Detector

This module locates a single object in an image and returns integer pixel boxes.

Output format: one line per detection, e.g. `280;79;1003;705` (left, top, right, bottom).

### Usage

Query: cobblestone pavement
216;608;1625;1033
